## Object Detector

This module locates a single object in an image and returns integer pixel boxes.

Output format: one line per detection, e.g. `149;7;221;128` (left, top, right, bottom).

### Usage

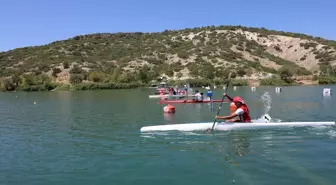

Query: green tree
138;66;151;83
119;73;137;83
176;72;183;78
37;74;51;84
88;71;106;82
237;69;246;76
22;74;37;86
166;70;174;77
1;77;16;91
12;75;22;86
279;67;294;83
111;67;122;82
70;74;84;84
201;63;215;79
177;51;189;59
231;72;237;78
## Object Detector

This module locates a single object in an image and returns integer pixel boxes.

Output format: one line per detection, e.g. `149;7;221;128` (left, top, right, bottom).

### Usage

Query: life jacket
238;105;251;122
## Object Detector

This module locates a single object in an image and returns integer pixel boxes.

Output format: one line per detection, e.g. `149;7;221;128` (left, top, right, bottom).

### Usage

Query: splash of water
258;91;282;122
260;91;272;114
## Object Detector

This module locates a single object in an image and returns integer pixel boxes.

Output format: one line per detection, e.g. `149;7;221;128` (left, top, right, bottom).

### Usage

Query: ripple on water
1;88;336;185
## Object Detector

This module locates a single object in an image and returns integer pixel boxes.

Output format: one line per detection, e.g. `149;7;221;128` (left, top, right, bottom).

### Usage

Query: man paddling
215;93;251;122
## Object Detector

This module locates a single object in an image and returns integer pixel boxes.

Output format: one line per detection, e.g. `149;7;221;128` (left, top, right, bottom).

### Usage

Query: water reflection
210;131;252;166
230;133;250;157
163;113;175;122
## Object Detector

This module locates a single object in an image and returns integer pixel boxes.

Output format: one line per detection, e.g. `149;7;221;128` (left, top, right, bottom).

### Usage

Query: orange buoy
163;104;175;113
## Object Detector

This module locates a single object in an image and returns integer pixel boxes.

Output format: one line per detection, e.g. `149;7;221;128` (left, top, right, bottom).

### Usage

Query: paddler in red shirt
216;93;251;122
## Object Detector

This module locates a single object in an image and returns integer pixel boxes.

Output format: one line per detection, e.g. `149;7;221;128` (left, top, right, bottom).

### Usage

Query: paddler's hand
223;93;228;97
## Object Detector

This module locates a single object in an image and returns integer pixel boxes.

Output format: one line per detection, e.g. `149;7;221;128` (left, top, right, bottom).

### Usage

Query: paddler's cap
233;96;245;104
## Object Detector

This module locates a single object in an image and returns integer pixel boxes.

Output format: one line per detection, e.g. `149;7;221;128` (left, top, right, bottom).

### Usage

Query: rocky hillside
1;25;336;85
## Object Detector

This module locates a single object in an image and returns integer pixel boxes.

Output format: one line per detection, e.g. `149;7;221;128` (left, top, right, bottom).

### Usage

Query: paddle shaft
210;73;231;131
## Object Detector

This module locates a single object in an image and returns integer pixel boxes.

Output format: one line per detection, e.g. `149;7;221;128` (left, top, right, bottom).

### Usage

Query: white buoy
251;87;256;91
202;86;205;88
233;86;237;91
213;86;217;89
323;88;332;96
223;86;226;90
205;86;210;90
275;87;281;93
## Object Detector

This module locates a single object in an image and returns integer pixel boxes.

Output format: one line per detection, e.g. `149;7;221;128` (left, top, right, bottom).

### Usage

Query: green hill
1;25;336;91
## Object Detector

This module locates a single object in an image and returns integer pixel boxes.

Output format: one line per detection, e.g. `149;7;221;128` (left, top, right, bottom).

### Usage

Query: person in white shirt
193;90;204;102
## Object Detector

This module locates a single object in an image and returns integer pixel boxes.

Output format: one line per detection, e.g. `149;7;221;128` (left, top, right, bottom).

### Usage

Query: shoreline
1;79;335;93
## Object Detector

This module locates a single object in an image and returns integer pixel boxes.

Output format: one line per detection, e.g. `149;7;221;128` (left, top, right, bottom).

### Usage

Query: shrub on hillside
260;78;290;86
177;51;189;59
185;78;212;87
300;42;318;49
63;62;70;69
38;64;50;72
88;71;107;83
318;76;336;84
22;74;37;86
70;65;84;74
237;68;246;77
274;46;282;52
70;74;84;84
0;77;16;91
231;79;248;86
52;68;62;77
279;67;294;83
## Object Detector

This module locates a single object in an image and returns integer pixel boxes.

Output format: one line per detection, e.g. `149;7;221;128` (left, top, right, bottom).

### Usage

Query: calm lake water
0;85;336;185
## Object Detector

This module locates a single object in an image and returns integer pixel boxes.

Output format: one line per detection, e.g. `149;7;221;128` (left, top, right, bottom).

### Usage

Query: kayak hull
149;94;187;98
140;121;335;132
158;99;229;104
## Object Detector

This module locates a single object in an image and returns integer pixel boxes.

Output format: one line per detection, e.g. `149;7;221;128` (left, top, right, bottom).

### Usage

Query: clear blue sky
1;0;335;52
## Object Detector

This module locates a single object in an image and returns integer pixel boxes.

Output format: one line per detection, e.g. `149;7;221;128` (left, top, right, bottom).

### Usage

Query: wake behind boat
140;120;335;132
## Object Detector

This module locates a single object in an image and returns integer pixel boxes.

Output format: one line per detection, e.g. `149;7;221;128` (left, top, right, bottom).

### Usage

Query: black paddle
209;73;232;132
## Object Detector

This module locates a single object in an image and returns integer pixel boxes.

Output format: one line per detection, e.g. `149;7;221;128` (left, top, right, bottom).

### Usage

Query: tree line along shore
1;25;336;92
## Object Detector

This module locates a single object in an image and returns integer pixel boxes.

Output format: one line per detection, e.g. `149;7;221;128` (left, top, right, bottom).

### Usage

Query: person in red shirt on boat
216;93;251;122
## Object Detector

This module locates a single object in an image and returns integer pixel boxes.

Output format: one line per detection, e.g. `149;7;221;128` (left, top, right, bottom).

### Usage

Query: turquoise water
0;86;335;185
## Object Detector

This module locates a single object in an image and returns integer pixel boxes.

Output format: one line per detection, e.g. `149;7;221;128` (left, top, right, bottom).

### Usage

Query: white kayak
140;120;335;132
148;94;193;98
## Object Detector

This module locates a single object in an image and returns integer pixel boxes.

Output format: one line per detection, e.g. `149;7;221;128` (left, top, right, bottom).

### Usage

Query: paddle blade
262;114;272;122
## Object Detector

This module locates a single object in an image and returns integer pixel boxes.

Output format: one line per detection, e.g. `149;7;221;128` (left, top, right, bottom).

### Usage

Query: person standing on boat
184;85;188;95
193;90;204;102
216;93;251;122
171;87;177;95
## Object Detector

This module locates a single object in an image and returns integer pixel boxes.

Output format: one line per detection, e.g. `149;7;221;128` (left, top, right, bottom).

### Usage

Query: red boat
158;99;230;104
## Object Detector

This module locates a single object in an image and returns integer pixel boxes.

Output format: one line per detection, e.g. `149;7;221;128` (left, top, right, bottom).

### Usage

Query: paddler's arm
216;113;238;120
224;93;234;102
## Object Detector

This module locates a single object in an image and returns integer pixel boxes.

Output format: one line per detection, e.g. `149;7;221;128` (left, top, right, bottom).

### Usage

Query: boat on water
158;99;228;104
140;114;335;132
149;83;195;99
149;94;188;98
140;121;335;132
